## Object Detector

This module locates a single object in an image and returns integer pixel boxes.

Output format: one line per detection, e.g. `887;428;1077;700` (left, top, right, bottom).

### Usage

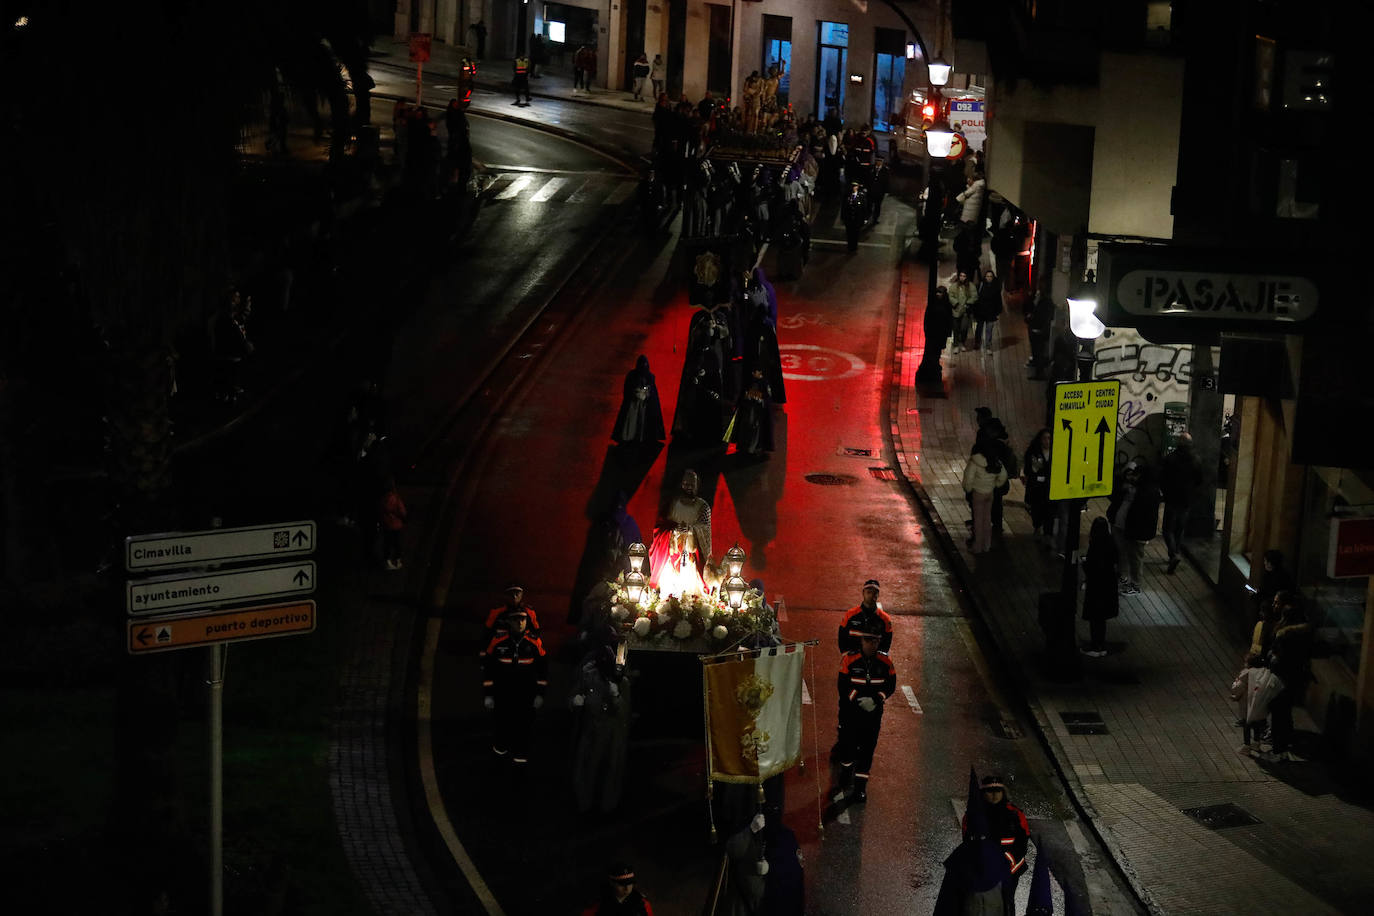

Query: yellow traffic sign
1050;380;1120;500
127;601;316;655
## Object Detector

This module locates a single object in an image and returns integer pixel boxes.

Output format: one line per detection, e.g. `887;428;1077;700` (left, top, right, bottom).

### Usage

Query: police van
893;86;985;170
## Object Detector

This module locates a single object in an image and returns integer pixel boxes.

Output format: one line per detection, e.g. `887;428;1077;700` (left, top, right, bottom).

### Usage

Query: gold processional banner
704;645;804;784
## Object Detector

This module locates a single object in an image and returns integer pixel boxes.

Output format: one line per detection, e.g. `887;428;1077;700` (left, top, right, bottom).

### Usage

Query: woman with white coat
963;436;1009;554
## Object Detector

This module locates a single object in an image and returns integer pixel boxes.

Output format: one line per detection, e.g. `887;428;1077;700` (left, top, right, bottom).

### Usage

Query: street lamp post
919;56;954;380
1052;293;1104;675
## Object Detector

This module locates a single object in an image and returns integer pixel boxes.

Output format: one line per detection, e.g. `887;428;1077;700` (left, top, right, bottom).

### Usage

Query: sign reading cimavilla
123;520;319;654
126;520;315;572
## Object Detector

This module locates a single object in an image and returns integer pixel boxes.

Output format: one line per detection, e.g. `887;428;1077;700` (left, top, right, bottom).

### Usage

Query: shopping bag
1229;669;1248;702
1245;667;1285;723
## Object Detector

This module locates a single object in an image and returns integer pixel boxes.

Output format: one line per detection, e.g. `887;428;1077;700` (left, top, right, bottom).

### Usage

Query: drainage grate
804;473;858;486
1060;711;1109;735
1182;803;1261;830
842;446;875;457
868;467;898;480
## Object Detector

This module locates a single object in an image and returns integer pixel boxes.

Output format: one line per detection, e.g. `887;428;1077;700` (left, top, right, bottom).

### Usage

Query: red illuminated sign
1328;517;1374;579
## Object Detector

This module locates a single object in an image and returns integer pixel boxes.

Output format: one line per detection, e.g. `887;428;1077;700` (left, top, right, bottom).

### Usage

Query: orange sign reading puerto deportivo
127;601;316;655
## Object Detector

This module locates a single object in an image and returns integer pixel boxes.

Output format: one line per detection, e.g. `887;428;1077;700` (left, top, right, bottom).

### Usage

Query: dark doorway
622;0;647;88
668;0;687;99
707;4;732;96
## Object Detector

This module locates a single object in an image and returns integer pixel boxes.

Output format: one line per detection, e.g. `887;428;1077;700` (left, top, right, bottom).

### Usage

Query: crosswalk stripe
564;178;596;202
529;176;568;202
494;175;533;200
603;181;635;205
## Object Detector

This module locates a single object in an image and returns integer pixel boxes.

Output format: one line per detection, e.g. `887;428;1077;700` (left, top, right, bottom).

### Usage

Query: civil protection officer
512;55;531;106
961;774;1030;914
835;632;895;801
837;579;893;653
483;583;542;650
481;607;548;763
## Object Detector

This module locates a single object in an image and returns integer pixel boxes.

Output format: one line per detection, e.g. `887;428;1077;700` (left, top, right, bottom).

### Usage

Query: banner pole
703;660;718;843
809;646;823;835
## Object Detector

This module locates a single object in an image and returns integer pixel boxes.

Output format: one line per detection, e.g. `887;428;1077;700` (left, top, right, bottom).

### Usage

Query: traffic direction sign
125;520;316;572
127;561;317;616
1050;380;1121;500
128;601;317;655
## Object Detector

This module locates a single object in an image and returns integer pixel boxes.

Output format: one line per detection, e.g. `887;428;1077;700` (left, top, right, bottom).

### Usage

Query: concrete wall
1088;52;1184;239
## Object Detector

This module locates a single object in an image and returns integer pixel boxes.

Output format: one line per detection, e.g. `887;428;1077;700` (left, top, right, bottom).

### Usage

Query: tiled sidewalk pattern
889;248;1374;914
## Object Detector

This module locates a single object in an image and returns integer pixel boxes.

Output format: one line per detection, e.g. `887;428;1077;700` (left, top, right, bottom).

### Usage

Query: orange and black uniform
512;57;531;103
962;796;1030;911
482;629;548;761
837;603;893;654
836;650;896;785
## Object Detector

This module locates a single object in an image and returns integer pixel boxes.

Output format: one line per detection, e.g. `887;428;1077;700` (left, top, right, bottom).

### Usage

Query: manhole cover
804;473;858;486
868;467;898;480
1060;711;1108;735
1182;803;1261;830
1060;711;1103;724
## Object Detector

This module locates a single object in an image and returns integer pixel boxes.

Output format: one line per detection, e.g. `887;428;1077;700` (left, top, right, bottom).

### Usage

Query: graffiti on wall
1092;328;1192;470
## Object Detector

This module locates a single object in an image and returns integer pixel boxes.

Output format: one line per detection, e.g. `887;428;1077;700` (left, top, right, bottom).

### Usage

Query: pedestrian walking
1160;431;1203;573
975;416;1018;535
947;270;977;353
971;269;1002;352
1023;287;1054;378
1267;597;1313;760
611;355;666;444
631;53;650;101
960;775;1029;915
936;769;1009;916
444;97;473;186
1080;517;1119;657
582;863;654;915
649;54;666;98
512;56;532;106
1107;461;1161;594
570;634;631;813
835;632;895;801
481;607;547;764
963;437;1008;554
484;584;543;647
573;44;591;91
916;286;954;383
1021;428;1053;544
378;476;407;570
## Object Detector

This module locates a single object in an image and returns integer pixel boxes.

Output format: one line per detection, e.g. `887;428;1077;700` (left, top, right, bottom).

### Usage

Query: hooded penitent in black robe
611;355;666;443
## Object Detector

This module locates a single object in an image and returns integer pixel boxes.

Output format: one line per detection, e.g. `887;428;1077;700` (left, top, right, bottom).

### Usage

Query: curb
884;259;1161;916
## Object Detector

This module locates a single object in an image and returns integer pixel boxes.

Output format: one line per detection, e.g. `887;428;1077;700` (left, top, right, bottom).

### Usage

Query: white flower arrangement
672;620;693;639
712;624;729;640
632;617;652;637
610;604;629;621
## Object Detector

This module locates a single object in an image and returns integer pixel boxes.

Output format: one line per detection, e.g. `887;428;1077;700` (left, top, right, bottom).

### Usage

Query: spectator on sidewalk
947;271;977;354
956;170;986;227
963;437;1009;554
1256;549;1295;622
631;53;650;101
1023;288;1054;379
916;286;954;384
529;34;547;79
1267;597;1313;760
392;100;410;166
583;863;654;915
1081;517;1119;657
978;417;1018;536
1021;428;1053;545
650;54;666;99
971;269;1002;352
468;19;487;59
573;44;591;92
1160;432;1204;573
1239;590;1286;750
378;476;407;570
1107;461;1161;595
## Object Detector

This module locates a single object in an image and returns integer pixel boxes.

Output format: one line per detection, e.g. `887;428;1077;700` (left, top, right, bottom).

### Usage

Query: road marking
419;618;506;914
529;176;568;202
779;343;867;381
494;175;532;199
565;178;597;202
802;680;812;705
901;684;923;714
603;180;635;205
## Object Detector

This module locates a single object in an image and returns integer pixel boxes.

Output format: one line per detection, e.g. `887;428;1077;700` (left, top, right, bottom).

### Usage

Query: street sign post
126;561;316;616
127;601;317;655
125;520;316;572
1050;381;1121;501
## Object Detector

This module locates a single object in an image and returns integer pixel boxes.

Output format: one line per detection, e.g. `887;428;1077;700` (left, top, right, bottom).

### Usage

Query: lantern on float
723;575;749;609
625;571;647;605
724;544;747;579
627;542;648;574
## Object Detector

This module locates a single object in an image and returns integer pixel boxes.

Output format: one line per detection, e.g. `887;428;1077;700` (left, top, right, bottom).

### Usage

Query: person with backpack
963;437;1009;554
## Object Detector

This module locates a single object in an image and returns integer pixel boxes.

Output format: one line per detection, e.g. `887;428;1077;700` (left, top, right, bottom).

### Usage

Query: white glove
483;696;495;711
572;694;586;707
750;813;766;834
857;697;877;712
608;682;621;698
755;859;770;876
532;696;544;710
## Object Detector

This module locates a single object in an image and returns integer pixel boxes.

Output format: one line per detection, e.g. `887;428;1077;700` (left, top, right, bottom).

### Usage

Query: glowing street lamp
927;55;952;87
723;575;748;610
624;571;647;605
1067;296;1105;340
724;544;747;579
627;542;648;574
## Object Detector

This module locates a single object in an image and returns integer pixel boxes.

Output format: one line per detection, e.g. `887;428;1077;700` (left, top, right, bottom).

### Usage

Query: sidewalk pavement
889;247;1374;913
